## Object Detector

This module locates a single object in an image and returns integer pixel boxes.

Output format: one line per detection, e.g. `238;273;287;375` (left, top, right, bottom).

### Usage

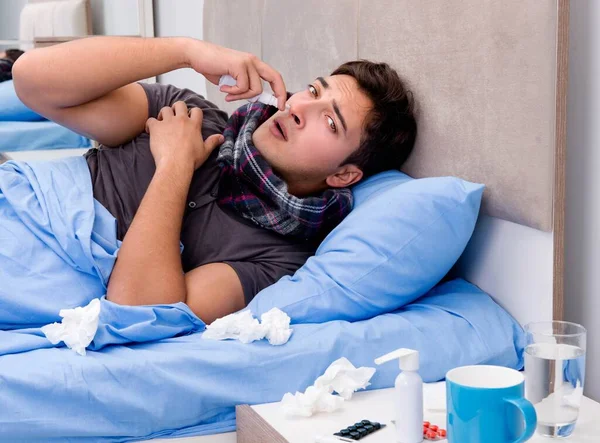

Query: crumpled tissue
202;307;292;345
282;357;376;417
40;298;101;356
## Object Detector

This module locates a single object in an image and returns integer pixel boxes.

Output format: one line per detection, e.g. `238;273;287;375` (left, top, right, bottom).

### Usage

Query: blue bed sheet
0;282;525;442
0;120;91;152
0;156;526;441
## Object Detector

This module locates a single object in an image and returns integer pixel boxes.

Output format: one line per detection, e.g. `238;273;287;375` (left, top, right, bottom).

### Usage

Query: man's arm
12;37;190;147
106;101;245;323
12;36;287;147
184;264;245;325
106;102;218;306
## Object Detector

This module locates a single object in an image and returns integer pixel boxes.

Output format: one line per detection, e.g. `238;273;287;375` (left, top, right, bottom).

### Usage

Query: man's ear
325;164;363;188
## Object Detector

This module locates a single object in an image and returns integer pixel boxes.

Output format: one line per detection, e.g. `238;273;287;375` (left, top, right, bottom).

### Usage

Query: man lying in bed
12;37;416;324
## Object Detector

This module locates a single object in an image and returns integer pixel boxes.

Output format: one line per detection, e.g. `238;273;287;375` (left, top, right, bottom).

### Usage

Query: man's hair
4;49;25;63
332;60;417;178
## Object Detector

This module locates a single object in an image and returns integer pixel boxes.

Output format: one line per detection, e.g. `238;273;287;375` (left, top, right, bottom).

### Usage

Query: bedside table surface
150;386;600;443
249;386;600;443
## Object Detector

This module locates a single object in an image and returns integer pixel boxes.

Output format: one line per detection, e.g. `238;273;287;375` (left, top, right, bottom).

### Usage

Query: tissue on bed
202;308;292;345
40;297;206;355
41;298;101;356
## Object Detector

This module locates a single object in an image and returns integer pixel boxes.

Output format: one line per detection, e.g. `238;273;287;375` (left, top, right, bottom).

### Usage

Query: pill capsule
430;425;439;432
438;429;447;437
423;421;430;428
361;420;371;426
371;422;381;430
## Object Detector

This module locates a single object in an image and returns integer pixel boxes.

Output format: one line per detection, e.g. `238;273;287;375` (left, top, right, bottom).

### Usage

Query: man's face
252;74;372;195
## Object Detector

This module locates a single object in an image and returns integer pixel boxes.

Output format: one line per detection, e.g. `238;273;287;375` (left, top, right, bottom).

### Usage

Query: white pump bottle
374;348;423;443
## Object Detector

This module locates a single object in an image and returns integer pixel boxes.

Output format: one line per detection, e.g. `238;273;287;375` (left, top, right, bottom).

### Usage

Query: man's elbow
12;53;41;110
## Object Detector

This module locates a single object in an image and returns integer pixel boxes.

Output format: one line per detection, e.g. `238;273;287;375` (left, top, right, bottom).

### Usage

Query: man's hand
184;40;288;111
145;101;224;172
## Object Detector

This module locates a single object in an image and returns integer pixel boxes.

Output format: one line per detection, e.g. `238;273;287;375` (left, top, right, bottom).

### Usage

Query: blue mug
446;365;537;442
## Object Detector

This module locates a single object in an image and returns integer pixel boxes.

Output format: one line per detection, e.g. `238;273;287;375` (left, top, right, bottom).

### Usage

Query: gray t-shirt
85;82;316;304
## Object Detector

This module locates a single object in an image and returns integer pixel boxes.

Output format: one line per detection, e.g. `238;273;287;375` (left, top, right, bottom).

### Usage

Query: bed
0;0;568;442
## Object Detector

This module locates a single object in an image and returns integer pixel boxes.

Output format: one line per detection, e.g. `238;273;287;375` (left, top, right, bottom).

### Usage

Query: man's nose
289;100;311;130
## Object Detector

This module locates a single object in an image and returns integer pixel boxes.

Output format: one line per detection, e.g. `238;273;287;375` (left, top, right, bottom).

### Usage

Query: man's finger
226;68;250;95
158;106;174;121
254;60;287;111
145;117;157;133
225;63;263;101
204;134;225;152
189;107;203;124
172;101;188;117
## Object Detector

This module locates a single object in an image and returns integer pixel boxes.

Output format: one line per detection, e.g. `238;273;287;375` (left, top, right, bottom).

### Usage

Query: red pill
426;430;437;439
438;429;447;437
423;421;430;427
429;424;439;432
424;427;429;434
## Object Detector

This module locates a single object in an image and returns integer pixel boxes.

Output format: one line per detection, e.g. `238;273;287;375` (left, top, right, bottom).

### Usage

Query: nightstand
152;384;600;442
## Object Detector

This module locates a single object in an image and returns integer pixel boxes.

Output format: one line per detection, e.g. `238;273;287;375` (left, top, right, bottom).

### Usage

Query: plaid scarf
216;102;353;240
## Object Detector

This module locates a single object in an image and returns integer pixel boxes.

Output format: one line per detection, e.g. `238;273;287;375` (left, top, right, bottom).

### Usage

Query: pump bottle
374;348;423;443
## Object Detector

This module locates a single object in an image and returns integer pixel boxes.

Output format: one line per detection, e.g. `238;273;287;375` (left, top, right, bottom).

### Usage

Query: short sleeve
224;261;298;306
138;82;229;139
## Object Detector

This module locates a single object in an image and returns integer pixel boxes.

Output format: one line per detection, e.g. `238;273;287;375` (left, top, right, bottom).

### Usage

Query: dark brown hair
4;49;25;63
332;60;417;178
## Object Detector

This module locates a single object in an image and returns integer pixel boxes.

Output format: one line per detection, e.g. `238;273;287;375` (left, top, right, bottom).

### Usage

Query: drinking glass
524;321;586;438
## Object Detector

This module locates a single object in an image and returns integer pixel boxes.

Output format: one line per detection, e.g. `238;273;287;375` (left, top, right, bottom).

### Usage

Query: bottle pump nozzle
374;348;419;371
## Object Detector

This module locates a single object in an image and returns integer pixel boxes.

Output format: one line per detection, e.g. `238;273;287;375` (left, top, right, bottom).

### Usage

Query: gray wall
565;0;600;402
90;0;139;36
154;0;207;97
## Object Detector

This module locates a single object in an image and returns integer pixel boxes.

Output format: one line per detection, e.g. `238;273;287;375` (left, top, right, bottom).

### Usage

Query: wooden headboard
203;0;569;326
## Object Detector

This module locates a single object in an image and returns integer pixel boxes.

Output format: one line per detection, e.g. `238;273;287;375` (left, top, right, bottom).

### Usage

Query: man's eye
308;84;317;97
327;116;337;133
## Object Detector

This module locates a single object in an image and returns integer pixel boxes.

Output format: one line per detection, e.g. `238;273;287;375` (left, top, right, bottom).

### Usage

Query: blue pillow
0;80;46;122
248;170;484;323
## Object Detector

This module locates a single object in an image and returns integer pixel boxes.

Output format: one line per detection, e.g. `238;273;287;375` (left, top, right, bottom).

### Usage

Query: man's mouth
272;119;287;141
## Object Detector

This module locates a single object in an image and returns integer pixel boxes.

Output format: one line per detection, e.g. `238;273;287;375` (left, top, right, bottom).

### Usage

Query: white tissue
282;386;345;417
282;357;376;417
260;308;293;346
202;308;292;345
41;298;101;356
314;357;377;400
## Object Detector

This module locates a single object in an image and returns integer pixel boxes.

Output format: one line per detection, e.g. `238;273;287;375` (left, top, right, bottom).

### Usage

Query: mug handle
505;397;538;443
